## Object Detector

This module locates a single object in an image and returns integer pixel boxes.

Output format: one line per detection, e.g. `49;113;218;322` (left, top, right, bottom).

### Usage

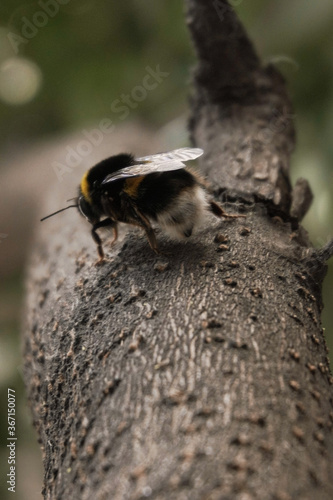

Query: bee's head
78;195;98;224
78;169;102;224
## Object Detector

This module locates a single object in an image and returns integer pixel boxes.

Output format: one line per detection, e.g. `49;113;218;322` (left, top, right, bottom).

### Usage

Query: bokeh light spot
0;57;42;105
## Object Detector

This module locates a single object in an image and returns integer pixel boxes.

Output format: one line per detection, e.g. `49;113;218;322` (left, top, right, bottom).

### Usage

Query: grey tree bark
24;1;333;499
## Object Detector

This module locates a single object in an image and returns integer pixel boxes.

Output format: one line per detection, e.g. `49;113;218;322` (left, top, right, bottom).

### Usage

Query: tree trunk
24;1;333;499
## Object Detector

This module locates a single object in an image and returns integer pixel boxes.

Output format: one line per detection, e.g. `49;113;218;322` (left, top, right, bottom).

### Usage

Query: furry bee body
41;148;244;260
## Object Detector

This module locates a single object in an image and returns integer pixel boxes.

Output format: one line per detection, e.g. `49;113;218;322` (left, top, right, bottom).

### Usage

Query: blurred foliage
0;1;333;498
0;0;193;152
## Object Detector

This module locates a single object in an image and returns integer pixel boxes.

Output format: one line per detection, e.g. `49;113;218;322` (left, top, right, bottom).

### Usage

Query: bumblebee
42;148;244;261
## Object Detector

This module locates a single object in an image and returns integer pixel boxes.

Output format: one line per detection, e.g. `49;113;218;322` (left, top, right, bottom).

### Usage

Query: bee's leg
131;208;159;254
110;224;118;246
91;228;105;263
91;218;116;263
209;200;246;219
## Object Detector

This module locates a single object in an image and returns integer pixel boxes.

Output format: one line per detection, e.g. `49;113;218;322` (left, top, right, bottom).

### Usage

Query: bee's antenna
40;205;78;222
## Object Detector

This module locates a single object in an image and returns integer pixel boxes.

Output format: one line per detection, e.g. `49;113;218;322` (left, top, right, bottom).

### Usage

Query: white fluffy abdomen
156;185;208;239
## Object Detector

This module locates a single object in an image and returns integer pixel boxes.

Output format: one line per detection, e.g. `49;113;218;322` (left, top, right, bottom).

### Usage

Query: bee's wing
101;147;203;184
135;147;203;164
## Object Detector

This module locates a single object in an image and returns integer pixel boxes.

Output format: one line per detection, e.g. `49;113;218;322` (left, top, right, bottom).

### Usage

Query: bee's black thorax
134;169;197;218
87;154;134;186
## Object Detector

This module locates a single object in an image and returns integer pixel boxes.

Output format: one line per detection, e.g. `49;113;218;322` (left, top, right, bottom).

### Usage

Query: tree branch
187;0;296;212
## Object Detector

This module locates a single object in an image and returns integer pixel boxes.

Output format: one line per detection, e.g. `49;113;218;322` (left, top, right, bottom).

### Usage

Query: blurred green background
0;1;332;498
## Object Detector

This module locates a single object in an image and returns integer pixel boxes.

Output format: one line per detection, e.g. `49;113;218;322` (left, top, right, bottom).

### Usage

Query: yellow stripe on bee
123;176;144;198
80;171;92;203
